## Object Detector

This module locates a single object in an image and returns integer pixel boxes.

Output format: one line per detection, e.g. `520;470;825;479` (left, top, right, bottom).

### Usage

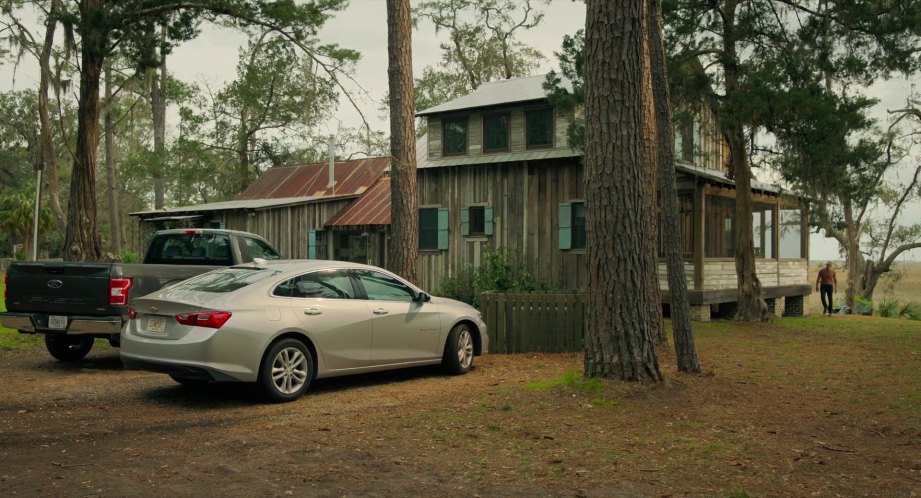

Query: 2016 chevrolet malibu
120;260;488;402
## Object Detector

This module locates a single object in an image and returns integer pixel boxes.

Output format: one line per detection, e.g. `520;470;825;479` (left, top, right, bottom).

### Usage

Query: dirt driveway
1;319;919;497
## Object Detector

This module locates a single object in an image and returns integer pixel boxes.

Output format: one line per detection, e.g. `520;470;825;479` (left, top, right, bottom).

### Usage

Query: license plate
48;315;67;330
147;318;166;333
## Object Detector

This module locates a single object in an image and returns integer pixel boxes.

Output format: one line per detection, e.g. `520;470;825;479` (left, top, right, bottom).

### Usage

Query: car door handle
372;308;389;315
303;308;322;316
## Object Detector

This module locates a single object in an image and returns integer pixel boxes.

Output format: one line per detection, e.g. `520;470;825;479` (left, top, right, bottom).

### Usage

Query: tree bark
63;0;105;262
721;1;765;321
640;9;665;346
38;0;66;233
583;0;662;382
387;0;419;283
151;25;167;209
842;197;862;313
104;64;121;253
649;0;699;372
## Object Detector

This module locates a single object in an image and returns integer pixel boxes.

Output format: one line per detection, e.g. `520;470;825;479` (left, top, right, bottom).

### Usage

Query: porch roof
676;162;784;194
325;178;392;227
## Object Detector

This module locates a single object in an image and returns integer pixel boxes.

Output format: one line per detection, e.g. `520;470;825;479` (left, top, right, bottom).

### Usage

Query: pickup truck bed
2;229;282;361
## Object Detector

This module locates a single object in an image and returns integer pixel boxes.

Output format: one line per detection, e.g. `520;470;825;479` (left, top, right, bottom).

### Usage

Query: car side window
243;237;281;260
355;270;415;302
276;270;355;299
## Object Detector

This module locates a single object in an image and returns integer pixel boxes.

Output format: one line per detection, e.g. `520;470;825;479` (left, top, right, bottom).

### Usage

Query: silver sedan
120;260;488;402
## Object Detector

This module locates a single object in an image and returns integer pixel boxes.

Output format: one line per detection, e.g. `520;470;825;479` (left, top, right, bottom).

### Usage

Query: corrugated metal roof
325;178;391;227
130;196;354;217
416;74;571;117
236;156;390;199
418;147;581;169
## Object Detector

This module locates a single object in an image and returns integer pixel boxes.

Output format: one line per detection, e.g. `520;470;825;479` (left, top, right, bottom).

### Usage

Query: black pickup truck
1;229;281;361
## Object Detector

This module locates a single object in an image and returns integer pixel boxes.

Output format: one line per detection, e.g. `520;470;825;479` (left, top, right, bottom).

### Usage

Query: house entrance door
333;231;370;264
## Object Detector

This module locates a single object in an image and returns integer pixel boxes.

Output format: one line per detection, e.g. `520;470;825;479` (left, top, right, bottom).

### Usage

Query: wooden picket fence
478;292;586;353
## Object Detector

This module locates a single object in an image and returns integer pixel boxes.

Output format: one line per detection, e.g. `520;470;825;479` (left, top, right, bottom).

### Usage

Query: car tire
169;374;209;387
44;334;94;362
442;323;475;375
258;338;313;403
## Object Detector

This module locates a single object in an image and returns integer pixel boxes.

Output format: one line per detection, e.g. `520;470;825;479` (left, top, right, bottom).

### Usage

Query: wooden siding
417;158;585;292
426;106;573;160
701;258;807;290
218;199;352;259
696;101;729;172
656;262;696;289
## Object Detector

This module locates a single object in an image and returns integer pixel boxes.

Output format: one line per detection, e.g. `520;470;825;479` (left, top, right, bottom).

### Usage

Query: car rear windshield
146;233;234;265
172;267;279;293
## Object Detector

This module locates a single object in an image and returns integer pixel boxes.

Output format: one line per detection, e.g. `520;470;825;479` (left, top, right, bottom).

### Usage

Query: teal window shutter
558;203;572;250
437;208;449;250
484;206;494;236
308;230;317;259
460;207;470;236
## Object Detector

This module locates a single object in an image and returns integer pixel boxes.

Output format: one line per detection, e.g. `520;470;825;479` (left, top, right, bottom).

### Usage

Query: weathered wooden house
413;74;810;320
131;157;393;265
133;74;810;320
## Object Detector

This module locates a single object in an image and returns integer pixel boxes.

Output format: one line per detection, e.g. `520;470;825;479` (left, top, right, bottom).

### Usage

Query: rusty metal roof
236;156;390;200
325;178;392;227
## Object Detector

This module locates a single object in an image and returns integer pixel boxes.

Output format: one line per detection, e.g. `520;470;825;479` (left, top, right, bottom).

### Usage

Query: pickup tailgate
5;262;115;315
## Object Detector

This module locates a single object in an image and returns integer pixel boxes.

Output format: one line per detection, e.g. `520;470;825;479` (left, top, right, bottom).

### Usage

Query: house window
752;203;775;259
442;117;468;156
558;201;586;250
779;208;803;258
526;108;554;149
419;207;449;251
674;114;699;163
483;113;510;152
705;195;735;257
461;206;494;237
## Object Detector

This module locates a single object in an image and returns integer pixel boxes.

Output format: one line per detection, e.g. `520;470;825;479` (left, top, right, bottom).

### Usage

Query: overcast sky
2;0;919;261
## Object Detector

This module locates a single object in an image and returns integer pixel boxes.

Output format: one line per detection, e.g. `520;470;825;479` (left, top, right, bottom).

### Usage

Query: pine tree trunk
721;2;765;321
63;0;105;262
38;0;65;234
386;0;419;283
150;28;167;210
104;65;120;253
648;0;699;372
583;0;662;382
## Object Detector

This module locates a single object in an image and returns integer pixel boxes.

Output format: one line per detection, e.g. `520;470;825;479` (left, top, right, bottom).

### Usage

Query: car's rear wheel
443;323;475;375
45;334;94;362
258;338;313;402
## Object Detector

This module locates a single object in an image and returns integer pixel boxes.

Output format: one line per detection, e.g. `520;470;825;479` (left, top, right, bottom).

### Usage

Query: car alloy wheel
457;329;474;369
259;338;313;402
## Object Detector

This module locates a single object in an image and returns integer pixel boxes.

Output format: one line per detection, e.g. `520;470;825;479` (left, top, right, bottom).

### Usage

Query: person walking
815;262;837;316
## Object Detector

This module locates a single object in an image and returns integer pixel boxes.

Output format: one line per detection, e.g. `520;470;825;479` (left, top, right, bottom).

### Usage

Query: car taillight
174;311;232;329
109;278;132;306
127;307;138;320
184;229;200;235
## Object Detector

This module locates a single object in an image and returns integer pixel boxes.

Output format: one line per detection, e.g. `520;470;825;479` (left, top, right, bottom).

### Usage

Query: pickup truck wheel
44;334;94;362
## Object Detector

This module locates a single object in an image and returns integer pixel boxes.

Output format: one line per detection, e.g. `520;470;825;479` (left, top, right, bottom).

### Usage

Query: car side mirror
415;291;431;303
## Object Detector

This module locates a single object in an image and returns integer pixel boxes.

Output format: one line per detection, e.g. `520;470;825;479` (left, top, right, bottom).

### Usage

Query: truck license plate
147;318;166;333
48;315;67;330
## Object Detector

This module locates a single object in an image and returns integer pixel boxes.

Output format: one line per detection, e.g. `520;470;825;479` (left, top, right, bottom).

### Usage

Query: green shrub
118;248;142;263
437;249;554;308
878;298;899;318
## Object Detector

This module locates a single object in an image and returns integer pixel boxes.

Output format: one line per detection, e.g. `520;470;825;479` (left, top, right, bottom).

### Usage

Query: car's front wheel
443;323;475;375
45;334;94;362
258;338;313;402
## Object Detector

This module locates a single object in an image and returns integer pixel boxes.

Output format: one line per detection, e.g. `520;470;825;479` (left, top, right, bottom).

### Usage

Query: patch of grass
590;397;619;408
524;370;603;394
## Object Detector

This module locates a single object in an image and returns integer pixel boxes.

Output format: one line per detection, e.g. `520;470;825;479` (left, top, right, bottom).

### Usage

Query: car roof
233;259;383;273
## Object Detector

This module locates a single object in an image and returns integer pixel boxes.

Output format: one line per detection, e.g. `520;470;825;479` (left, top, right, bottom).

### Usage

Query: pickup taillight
109;278;132;306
